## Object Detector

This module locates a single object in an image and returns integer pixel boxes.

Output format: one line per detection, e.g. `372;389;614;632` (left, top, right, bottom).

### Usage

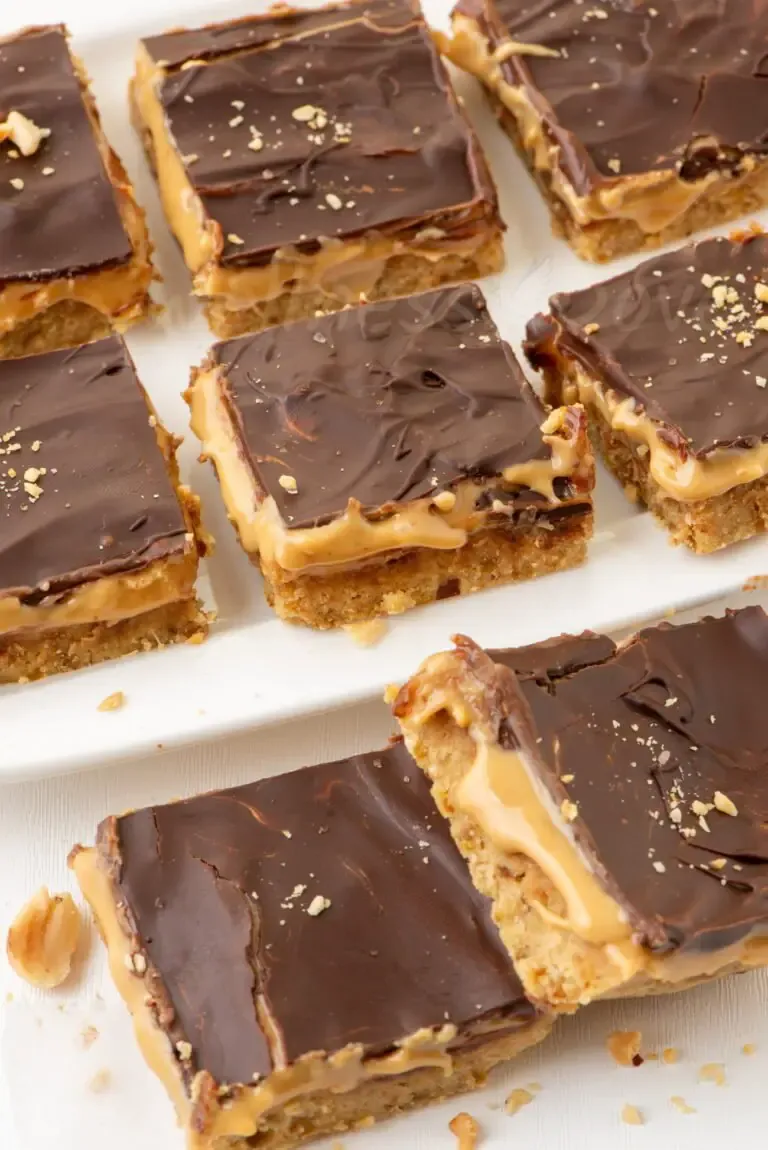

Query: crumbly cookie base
0;597;208;684
585;403;768;553
258;511;592;629
490;98;768;264
203;230;505;339
399;709;752;1010
0;296;152;360
207;1021;550;1150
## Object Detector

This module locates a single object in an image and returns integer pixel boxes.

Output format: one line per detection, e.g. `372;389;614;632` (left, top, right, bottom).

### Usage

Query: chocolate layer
457;0;768;191
0;25;131;282
525;231;768;457
142;0;497;267
478;608;768;955
0;337;189;601
99;740;536;1088
206;283;583;529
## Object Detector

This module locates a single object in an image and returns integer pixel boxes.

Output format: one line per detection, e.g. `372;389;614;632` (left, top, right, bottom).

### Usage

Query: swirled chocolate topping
477;608;768;955
455;0;768;190
203;283;570;530
141;0;498;266
0;337;188;601
0;25;131;282
525;231;768;456
98;740;536;1088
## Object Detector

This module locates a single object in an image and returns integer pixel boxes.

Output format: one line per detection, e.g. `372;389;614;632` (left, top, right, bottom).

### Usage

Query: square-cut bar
131;0;504;338
395;608;768;1010
0;25;155;358
186;283;594;629
0;336;208;682
526;230;768;553
71;740;550;1150
444;0;768;262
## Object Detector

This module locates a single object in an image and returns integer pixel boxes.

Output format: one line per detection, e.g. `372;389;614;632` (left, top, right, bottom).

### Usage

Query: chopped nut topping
504;1088;534;1116
670;1095;696;1114
621;1104;644;1126
713;791;738;817
449;1112;480;1150
278;474;298;493
607;158;622;174
433;490;456;512
755;283;768;303
691;799;713;817
41;166;55;176
492;38;561;61
124;951;147;975
652;861;666;873
248;134;264;152
0;110;49;156
229;115;244;127
698;1062;726;1086
98;691;125;713
292;104;321;122
176;1040;193;1061
306;895;331;917
227;233;245;245
6;888;83;989
9;178;24;191
325;192;343;210
607;1030;642;1067
560;799;578;822
583;322;600;335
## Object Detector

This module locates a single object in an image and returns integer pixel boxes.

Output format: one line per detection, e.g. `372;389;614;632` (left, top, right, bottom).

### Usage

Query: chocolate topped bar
141;0;495;266
0;26;132;282
1;337;189;600
209;283;567;529
100;739;535;1087
484;608;768;954
526;231;768;457
460;0;768;191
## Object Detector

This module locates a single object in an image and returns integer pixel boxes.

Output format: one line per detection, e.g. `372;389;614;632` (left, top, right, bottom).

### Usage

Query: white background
2;1;768;1148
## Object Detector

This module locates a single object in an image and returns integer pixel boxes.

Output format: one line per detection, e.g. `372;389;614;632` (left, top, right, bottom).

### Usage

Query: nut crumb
621;1104;644;1126
6;888;82;989
344;619;388;648
88;1069;111;1094
698;1062;726;1086
307;895;331;917
449;1112;480;1149
97;691;125;712
81;1024;99;1049
607;1030;642;1067
670;1095;696;1114
504;1087;534;1115
713;791;738;817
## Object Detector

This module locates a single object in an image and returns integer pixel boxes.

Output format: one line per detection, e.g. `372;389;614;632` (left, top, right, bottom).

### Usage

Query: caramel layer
0;54;154;338
187;366;585;574
446;16;768;237
132;44;493;312
567;365;768;502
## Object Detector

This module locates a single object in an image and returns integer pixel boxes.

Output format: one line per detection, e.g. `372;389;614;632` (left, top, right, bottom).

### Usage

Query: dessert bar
394;608;768;1010
444;0;768;262
186;283;594;629
525;230;768;553
71;741;550;1150
0;336;208;683
131;0;504;338
0;25;155;358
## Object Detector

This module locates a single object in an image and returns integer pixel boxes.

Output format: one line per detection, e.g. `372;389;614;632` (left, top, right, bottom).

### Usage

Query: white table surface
3;2;768;1149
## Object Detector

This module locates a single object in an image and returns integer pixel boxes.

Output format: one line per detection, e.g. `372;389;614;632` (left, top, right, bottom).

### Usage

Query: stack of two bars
73;603;768;1149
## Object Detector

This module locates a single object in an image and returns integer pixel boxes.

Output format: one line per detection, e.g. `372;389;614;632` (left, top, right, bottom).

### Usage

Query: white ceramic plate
1;0;767;783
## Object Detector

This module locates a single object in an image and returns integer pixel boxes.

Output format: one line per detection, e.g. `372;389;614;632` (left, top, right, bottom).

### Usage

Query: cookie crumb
81;1025;99;1049
6;888;83;989
344;619;388;647
742;1043;757;1056
88;1069;111;1094
504;1088;534;1116
97;691;125;712
670;1095;695;1115
607;1030;642;1067
621;1104;644;1126
661;1047;679;1065
698;1062;726;1086
449;1112;480;1149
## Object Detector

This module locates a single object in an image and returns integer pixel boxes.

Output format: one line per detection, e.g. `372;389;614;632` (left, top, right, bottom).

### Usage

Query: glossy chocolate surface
467;609;768;954
526;232;768;456
143;0;497;266
0;25;131;282
100;740;536;1088
0;337;188;601
206;283;577;529
456;0;768;190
